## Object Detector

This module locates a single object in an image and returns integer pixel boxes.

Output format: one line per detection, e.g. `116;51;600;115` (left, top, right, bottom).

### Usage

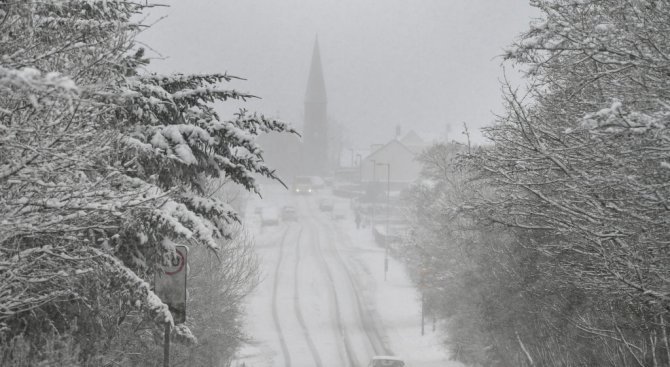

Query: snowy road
235;187;462;367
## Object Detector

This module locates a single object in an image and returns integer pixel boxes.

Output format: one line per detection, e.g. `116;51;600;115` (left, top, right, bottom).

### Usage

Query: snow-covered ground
233;185;463;367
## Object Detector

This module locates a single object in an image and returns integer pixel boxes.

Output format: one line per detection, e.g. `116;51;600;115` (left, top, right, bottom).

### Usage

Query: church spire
302;36;329;175
305;37;327;104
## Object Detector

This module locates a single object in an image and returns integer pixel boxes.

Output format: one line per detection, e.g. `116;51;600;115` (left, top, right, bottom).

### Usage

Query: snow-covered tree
0;0;295;362
402;1;670;365
477;0;670;313
458;0;670;365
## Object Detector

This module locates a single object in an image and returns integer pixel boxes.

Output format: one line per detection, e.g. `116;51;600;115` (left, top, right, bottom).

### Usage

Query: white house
360;138;424;187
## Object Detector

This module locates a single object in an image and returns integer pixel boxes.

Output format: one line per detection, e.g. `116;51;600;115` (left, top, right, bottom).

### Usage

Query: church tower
302;37;329;175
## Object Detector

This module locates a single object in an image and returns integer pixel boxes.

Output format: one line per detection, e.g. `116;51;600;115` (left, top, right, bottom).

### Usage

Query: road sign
155;245;188;324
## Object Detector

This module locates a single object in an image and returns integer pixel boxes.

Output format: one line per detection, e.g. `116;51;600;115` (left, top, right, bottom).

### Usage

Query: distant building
256;39;331;181
360;131;433;189
301;38;329;175
399;130;426;152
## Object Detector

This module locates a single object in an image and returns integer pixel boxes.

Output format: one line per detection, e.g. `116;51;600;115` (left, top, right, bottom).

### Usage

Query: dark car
318;198;334;212
331;207;345;220
281;206;298;221
368;356;405;367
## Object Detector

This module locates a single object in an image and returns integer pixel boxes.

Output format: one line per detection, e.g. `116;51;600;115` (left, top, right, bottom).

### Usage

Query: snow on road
234;186;463;367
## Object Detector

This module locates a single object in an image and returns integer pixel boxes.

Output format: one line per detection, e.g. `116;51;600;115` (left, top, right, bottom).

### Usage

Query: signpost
155;245;188;367
420;266;428;336
156;245;188;323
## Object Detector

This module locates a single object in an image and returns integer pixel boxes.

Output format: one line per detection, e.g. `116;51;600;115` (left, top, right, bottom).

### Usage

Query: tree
0;0;295;364
478;0;670;311
454;0;670;365
405;142;641;366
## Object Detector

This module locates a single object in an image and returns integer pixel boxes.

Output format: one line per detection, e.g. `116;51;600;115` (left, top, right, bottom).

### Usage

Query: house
359;131;432;189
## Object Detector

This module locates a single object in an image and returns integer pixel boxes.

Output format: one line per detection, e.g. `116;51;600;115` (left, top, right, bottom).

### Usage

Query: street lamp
416;244;435;336
370;159;377;226
355;153;362;182
376;162;390;281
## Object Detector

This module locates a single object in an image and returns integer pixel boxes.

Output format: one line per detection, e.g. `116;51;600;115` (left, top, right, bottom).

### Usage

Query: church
257;38;331;179
301;38;330;175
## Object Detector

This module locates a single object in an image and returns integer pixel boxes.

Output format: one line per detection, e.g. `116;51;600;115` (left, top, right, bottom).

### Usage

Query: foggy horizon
139;1;538;147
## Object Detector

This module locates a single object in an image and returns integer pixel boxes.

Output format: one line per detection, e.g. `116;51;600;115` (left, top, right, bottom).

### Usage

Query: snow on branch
0;66;79;96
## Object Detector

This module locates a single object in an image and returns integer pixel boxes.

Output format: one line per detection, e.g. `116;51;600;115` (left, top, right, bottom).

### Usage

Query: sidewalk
337;212;464;367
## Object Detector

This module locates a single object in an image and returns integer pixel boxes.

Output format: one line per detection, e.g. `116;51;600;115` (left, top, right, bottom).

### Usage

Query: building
301;38;329;175
359;131;433;189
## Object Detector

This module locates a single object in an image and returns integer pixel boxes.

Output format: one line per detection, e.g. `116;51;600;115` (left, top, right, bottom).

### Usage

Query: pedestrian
355;210;361;229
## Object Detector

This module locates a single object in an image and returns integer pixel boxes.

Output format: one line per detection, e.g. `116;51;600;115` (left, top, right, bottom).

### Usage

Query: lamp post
376;162;390;281
421;285;425;336
356;153;362;179
415;243;429;335
370;159;377;226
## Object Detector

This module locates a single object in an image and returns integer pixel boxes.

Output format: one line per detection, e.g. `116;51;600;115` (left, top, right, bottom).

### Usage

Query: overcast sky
139;1;538;147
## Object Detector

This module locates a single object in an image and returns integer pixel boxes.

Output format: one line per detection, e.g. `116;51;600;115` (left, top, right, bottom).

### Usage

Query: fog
7;2;670;366
139;1;537;146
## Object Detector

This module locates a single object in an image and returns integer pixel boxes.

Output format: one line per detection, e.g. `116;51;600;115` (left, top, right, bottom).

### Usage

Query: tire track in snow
312;210;393;357
297;198;360;367
271;227;292;367
292;228;324;367
333;227;392;356
309;224;360;367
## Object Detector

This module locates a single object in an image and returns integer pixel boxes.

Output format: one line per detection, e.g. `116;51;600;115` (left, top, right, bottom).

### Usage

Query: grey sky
140;1;538;147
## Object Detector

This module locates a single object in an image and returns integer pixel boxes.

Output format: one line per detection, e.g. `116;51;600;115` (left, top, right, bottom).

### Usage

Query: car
331;207;345;220
318;198;334;212
260;207;280;226
281;206;298;221
368;356;405;367
292;176;314;195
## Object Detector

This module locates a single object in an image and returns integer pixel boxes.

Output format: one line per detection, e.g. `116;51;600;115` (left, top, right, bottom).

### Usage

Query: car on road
331;207;345;220
368;356;405;367
260;207;280;226
292;176;314;195
318;198;334;212
281;205;298;221
368;356;407;367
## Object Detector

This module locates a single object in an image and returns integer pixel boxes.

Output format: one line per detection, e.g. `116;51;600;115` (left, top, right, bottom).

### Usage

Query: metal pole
421;290;425;336
356;154;362;182
384;163;390;281
371;159;376;226
164;323;170;367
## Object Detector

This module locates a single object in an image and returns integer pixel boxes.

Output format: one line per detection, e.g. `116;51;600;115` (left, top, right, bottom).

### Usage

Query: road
235;186;461;367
